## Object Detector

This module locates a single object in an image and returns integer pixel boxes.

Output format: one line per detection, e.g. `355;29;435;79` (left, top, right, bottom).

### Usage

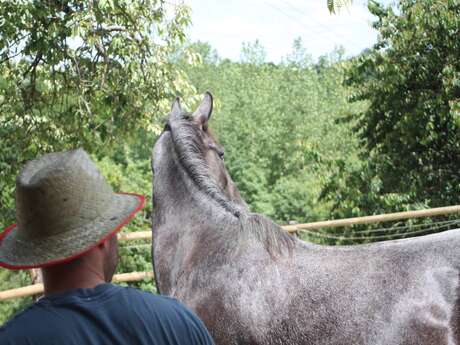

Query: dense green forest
1;0;459;323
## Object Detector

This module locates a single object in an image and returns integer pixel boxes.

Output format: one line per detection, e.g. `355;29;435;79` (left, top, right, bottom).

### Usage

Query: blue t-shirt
0;283;215;345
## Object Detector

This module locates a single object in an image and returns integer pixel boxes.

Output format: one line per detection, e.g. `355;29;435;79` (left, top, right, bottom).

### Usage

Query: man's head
0;149;144;292
41;233;120;294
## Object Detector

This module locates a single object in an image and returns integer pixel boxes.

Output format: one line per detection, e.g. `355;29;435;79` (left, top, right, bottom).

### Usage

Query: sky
182;0;396;62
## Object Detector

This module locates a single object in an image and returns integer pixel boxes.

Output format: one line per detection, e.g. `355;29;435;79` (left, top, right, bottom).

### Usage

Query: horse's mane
170;113;244;218
169;113;296;256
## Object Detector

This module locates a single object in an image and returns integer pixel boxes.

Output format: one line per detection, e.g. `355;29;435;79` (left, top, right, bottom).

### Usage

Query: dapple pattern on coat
151;93;460;345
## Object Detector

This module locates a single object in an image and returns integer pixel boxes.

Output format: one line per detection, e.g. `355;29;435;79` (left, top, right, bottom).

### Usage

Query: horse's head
152;92;246;213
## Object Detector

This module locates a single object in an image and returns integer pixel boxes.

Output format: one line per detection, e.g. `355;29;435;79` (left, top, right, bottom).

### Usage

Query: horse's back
287;228;460;345
211;229;460;345
181;229;460;345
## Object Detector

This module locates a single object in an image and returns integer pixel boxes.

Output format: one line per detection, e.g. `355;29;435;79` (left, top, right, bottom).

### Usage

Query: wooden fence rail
282;205;460;232
2;205;460;301
117;205;460;240
0;272;154;301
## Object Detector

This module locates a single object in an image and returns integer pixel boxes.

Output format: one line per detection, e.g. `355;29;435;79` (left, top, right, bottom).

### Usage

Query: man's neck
42;261;106;296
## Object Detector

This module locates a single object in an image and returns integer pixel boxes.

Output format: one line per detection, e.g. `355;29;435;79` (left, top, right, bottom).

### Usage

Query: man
0;148;215;345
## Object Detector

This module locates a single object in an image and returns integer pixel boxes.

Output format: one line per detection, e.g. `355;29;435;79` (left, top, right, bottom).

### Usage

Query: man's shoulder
0;302;45;342
1;302;40;327
1;286;215;345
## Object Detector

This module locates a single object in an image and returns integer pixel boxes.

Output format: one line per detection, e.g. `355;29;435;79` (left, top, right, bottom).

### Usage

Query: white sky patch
182;0;396;62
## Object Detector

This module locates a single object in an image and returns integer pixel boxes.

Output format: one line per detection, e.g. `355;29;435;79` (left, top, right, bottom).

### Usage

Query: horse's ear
171;97;181;116
193;92;213;126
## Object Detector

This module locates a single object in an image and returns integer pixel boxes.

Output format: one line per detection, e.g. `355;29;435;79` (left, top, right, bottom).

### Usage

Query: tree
0;0;193;228
179;40;363;225
0;0;194;323
323;0;460;218
240;39;267;65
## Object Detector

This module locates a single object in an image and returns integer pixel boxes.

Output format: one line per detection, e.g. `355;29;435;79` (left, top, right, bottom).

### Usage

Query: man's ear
192;92;213;127
98;235;117;250
98;240;108;250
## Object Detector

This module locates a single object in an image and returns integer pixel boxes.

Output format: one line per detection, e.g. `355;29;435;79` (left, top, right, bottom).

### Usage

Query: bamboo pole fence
0;272;154;301
2;204;460;301
117;205;460;240
282;205;460;232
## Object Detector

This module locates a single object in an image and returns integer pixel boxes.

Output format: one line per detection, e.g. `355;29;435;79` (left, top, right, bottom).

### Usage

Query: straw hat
0;148;145;269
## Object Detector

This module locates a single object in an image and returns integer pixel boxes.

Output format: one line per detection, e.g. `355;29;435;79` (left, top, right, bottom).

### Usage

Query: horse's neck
153;169;240;289
154;181;235;242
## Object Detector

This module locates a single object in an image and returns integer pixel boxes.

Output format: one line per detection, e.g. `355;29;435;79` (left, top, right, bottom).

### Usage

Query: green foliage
0;270;32;324
94;148;155;292
0;0;193;228
322;0;460;219
180;39;364;224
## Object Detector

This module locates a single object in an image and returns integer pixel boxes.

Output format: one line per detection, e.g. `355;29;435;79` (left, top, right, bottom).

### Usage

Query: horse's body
152;93;460;345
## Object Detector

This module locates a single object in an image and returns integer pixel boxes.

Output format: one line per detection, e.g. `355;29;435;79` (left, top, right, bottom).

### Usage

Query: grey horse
151;92;460;345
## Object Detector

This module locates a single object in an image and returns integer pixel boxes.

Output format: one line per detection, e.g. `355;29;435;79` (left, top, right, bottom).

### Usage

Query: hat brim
0;192;145;269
